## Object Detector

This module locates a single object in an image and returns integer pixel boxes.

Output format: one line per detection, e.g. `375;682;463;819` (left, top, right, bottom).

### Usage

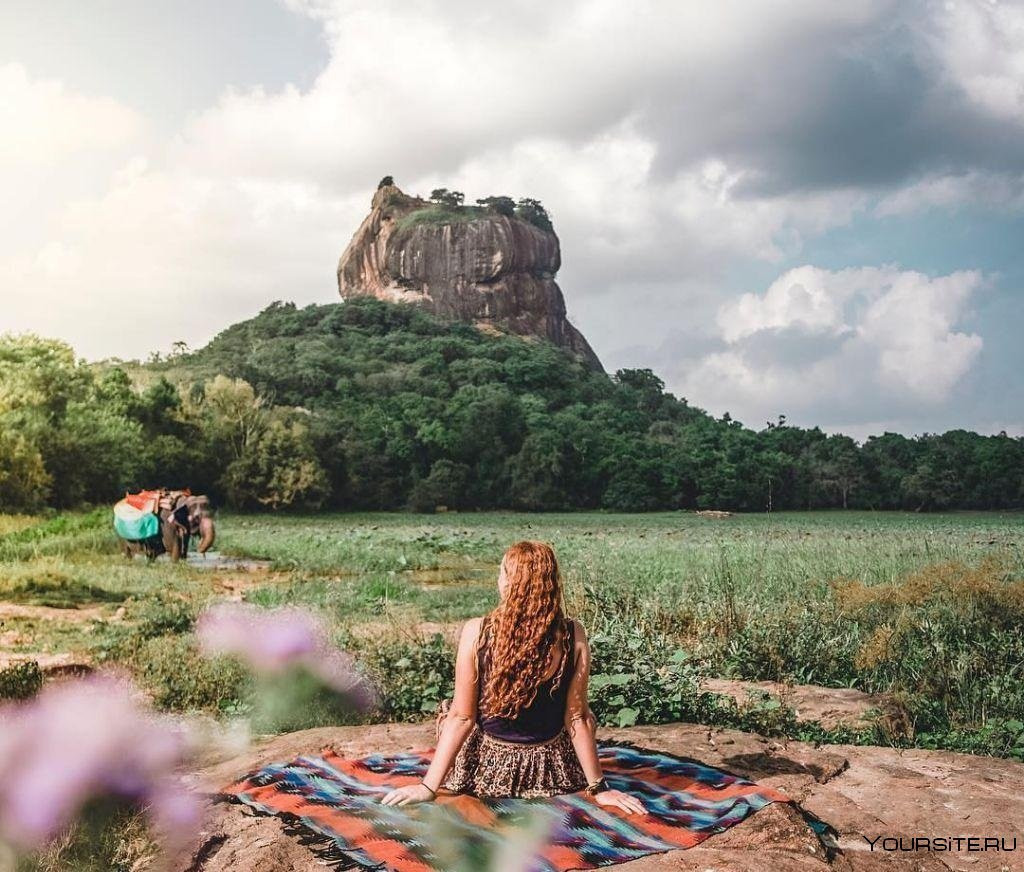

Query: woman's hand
381;782;436;807
594;789;646;815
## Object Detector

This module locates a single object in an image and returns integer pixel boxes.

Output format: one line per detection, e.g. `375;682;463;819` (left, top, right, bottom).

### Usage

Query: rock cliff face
337;183;603;370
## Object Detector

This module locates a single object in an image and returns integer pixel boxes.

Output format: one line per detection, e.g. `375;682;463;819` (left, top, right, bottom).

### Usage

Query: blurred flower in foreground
0;674;199;853
196;603;375;710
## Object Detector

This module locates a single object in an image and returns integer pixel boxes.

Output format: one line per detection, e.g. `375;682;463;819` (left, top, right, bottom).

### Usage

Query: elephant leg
144;533;165;562
161;520;180;562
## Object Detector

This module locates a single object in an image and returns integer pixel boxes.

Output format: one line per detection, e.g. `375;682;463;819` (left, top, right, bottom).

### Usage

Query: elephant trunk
197;515;216;554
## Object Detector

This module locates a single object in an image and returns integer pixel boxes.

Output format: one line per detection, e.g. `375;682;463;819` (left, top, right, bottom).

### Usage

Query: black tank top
476;617;575;744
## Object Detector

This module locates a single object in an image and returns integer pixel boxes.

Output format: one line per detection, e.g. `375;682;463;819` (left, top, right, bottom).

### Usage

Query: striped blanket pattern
219;742;788;871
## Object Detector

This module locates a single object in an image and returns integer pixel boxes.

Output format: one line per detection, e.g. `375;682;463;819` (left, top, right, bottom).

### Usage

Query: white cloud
675;266;985;427
0;164;365;359
926;0;1024;123
0;62;143;165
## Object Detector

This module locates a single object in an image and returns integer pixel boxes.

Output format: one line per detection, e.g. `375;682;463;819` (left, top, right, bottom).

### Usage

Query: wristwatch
585;778;609;796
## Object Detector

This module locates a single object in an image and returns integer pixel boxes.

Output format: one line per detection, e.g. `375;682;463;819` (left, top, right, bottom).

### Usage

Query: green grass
394;205;488;233
2;508;1022;757
219;509;1023;610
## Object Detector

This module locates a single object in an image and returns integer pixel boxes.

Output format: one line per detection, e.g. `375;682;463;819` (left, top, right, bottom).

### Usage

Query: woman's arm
382;618;481;806
564;623;646;815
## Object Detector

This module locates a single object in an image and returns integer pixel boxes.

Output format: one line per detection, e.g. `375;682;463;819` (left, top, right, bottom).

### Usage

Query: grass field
2;509;1023;757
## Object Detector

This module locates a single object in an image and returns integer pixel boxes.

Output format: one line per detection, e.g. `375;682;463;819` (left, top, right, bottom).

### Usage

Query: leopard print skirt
441;722;587;799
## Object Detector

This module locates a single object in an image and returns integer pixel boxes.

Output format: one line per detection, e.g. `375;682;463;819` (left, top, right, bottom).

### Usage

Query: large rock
337;183;603;370
185;722;1024;872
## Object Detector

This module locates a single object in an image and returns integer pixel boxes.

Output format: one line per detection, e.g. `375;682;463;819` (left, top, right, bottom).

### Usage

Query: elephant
118;491;216;562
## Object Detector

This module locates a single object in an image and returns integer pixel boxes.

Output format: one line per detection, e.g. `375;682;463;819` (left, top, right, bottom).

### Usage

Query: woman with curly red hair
382;541;645;814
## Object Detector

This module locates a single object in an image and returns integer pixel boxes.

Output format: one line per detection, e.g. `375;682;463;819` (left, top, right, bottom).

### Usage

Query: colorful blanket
220;742;789;871
113;498;159;541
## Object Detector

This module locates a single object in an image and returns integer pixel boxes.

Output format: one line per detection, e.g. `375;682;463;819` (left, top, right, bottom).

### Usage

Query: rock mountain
336;182;603;370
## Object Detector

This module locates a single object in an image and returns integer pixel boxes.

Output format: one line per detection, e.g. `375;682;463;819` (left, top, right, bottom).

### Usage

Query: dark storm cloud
637;6;1024;197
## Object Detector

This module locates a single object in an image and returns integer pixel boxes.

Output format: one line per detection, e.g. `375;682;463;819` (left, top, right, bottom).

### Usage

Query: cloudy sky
2;0;1022;439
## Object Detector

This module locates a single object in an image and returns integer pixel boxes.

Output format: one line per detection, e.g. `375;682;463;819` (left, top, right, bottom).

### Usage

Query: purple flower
196;604;374;705
0;674;200;852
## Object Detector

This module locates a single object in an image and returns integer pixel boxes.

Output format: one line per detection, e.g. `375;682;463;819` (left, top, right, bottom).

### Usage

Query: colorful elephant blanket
113;498;159;541
219;742;789;871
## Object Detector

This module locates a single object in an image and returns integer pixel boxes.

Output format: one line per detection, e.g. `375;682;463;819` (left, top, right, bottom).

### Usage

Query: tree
812;434;864;508
0;334;88;420
223;417;329;510
38;404;146;506
509;430;570;509
0;429;51;511
407;460;471;512
614;369;666;416
475;196;516;217
514;198;553;231
195;376;269;461
378;175;394;188
429;188;465;209
861;433;920;509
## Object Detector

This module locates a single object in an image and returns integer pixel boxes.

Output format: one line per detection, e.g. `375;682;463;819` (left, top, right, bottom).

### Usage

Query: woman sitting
382;540;645;815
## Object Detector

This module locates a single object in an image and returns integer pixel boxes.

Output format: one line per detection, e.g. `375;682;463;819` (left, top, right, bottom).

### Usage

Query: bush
250;668;366;733
128;596;198;639
361;633;455;721
0;660;44;700
356;623;802;738
1;570;126;608
18;806;156;872
126;635;247;713
710;607;863;686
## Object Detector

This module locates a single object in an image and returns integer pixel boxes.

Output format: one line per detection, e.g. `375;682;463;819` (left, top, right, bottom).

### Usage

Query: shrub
0;660;44;700
126;635;247;713
360;633;455;721
0;570;125;608
128;596;198;639
250;668;366;733
18;807;156;872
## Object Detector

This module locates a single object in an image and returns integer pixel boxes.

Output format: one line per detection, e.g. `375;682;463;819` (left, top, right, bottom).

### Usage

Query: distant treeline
1;298;1021;513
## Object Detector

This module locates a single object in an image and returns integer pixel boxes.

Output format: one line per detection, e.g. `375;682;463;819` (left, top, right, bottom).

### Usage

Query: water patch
129;551;271;571
185;551;272;571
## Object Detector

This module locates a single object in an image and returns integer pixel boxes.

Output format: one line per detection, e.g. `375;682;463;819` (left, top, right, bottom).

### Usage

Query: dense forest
1;297;1021;513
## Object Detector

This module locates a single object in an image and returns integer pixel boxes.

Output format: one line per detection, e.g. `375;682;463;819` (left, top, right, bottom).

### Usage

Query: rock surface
337;184;603;370
700;678;884;731
185;722;1024;872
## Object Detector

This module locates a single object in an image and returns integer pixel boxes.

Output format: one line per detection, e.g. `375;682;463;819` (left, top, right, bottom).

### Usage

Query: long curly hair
479;541;569;719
